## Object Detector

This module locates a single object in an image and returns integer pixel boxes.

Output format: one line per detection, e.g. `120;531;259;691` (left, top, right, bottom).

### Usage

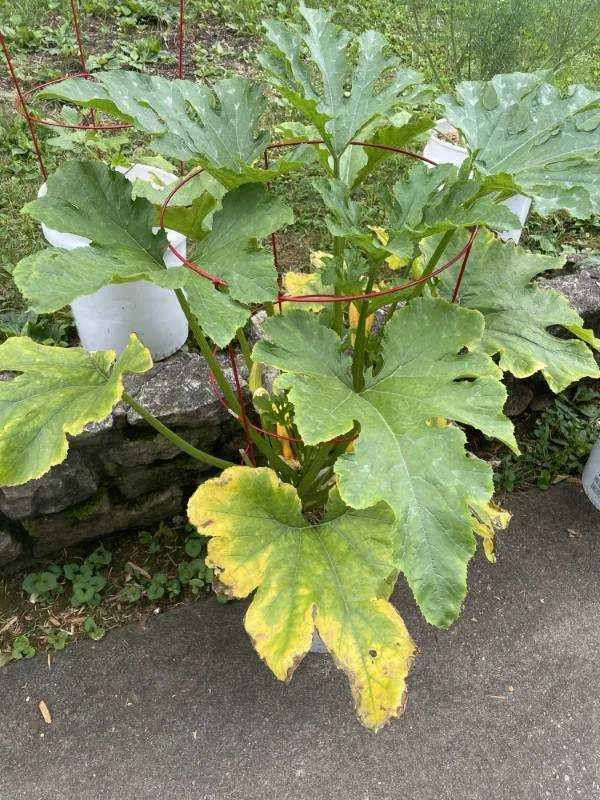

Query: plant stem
176;289;242;413
175;289;295;480
410;228;455;295
331;153;345;336
236;326;253;372
351;259;378;392
296;444;334;498
122;392;235;470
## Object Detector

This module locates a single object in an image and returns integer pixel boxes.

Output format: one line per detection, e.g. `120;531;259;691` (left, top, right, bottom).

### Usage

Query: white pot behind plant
423;120;531;244
37;163;189;361
582;439;600;511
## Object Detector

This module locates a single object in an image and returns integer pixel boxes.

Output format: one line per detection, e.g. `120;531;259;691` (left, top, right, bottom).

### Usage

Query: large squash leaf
39;74;299;186
259;1;428;156
439;72;600;218
315;165;520;262
188;466;415;730
428;230;600;393
15;164;292;348
253;302;517;627
15;161;188;313
185;184;293;346
0;334;152;486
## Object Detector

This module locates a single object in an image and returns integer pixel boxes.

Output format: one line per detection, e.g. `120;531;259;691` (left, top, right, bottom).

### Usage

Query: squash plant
3;3;600;730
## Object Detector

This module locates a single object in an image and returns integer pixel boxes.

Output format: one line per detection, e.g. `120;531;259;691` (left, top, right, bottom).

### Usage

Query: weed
1;521;215;666
495;386;600;492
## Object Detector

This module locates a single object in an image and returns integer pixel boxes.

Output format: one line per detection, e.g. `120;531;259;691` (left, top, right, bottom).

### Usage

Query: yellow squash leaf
188;467;416;730
470;499;511;563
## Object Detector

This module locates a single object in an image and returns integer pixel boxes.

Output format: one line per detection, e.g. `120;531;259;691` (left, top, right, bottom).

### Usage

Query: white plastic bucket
582;439;600;510
423;120;531;244
38;164;189;361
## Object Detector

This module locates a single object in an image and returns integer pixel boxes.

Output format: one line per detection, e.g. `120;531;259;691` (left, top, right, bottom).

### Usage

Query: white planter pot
582;438;600;510
38;164;189;361
423;121;531;244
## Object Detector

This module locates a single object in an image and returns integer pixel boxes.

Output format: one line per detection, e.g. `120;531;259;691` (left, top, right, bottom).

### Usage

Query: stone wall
540;254;600;332
0;350;245;570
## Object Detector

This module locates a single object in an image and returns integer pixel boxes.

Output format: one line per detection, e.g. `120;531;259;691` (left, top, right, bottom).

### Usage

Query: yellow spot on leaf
470;499;511;563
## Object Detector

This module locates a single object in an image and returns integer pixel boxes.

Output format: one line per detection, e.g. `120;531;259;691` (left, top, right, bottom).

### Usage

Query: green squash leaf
184;184;293;347
259;1;428;156
315;165;520;262
0;334;152;486
349;113;435;188
15;161;187;313
39;74;300;186
188;466;415;731
254;302;516;628
389;162;521;234
130;170;225;240
429;229;600;393
439;72;600;217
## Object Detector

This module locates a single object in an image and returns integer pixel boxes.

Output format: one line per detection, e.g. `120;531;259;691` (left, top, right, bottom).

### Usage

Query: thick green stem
405;228;456;302
175;289;295;481
296;443;334;498
123;392;235;470
351;260;378;392
236;327;253;372
331;153;345;336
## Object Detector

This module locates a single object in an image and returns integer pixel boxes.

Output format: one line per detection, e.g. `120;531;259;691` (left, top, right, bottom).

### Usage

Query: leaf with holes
429;229;600;392
188;466;415;730
253;302;517;627
39;74;302;186
259;1;428;156
439;72;600;217
0;334;151;486
14;161;188;313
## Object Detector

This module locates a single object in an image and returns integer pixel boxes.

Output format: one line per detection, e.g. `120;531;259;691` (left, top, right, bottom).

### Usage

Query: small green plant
46;630;70;650
22;545;113;608
146;572;167;600
120;582;144;603
0;308;73;346
22;567;62;604
83;616;106;641
184;536;203;558
11;634;36;660
139;530;161;554
497;389;600;491
70;573;107;607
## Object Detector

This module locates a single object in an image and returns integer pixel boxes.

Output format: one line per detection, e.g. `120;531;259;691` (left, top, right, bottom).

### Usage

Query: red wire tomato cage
171;140;478;463
0;0;187;177
1;3;478;464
